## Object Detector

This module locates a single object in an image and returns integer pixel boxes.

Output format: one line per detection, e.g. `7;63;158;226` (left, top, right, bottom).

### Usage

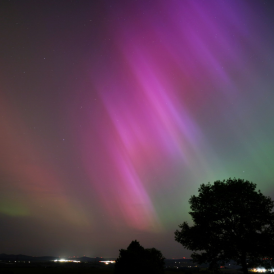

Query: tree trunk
241;252;248;274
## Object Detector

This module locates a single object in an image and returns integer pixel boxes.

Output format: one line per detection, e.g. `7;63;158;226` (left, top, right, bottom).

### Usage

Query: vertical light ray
0;92;91;225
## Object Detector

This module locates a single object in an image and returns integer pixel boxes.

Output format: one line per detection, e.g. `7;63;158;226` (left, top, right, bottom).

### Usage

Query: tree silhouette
175;178;274;274
114;240;165;274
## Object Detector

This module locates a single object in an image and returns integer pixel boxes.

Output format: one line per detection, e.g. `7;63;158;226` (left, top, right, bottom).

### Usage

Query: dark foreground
1;262;112;274
0;264;178;274
0;262;243;274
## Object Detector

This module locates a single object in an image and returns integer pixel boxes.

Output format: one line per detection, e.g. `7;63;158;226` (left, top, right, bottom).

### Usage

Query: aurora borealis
1;0;274;258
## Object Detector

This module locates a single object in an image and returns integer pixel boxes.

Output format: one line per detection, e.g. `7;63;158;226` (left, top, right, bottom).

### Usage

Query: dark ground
0;262;244;274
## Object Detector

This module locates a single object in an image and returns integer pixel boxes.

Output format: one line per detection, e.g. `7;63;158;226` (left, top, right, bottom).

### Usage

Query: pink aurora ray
73;0;263;231
77;1;225;231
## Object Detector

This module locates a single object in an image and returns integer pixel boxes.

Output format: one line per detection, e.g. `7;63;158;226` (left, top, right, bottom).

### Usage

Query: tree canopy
114;240;165;274
174;178;274;273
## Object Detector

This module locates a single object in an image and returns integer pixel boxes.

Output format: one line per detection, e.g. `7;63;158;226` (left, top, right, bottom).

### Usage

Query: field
0;263;113;274
0;263;190;274
0;262;242;274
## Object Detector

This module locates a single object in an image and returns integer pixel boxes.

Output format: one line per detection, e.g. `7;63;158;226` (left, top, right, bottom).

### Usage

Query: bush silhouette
114;240;165;274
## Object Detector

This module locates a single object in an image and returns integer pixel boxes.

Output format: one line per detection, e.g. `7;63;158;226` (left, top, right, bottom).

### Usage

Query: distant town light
53;259;80;263
252;268;274;273
99;260;115;265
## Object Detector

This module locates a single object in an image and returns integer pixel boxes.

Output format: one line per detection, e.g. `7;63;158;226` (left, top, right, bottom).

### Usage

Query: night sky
1;0;274;258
